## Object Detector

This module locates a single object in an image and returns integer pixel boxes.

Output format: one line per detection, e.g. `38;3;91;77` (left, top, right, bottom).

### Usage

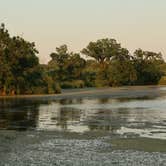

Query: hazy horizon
1;0;166;63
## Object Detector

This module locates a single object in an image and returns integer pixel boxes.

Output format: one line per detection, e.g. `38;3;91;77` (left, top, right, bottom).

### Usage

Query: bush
54;83;61;93
95;79;109;87
31;87;47;94
158;76;166;85
61;80;85;89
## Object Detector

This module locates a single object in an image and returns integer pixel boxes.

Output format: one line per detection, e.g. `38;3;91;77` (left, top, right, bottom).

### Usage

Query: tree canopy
0;24;60;95
0;24;165;95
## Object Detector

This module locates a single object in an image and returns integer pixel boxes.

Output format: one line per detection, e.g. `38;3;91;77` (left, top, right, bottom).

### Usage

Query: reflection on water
0;88;166;140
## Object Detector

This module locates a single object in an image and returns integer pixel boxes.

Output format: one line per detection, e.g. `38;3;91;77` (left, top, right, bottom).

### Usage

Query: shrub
158;76;166;85
61;80;85;89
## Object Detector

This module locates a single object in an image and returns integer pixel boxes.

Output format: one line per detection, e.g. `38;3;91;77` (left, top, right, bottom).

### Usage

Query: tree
133;49;164;85
49;45;86;88
65;53;86;80
0;23;14;95
0;24;61;95
108;60;137;86
82;60;99;87
82;38;134;87
0;24;164;94
49;45;69;82
82;38;122;68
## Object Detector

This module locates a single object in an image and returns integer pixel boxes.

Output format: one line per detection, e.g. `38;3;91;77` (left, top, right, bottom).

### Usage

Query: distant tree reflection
0;99;42;131
0;97;154;133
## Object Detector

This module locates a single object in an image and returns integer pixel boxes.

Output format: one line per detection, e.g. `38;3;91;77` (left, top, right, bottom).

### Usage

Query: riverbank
0;85;166;100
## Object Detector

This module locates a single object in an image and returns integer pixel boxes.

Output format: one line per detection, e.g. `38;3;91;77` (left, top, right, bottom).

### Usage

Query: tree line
0;24;165;95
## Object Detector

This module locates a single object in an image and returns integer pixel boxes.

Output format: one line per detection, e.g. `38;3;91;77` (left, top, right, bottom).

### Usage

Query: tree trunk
10;89;15;96
1;86;6;96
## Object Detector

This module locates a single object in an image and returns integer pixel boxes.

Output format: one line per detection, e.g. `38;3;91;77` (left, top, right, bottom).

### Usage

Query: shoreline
0;85;165;99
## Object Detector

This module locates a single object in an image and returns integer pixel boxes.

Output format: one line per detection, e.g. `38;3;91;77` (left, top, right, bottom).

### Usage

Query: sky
0;0;166;63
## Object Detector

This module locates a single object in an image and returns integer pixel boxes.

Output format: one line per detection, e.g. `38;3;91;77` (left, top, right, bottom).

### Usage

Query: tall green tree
82;39;121;67
49;45;69;82
0;24;61;95
133;49;164;85
82;38;135;86
49;45;86;88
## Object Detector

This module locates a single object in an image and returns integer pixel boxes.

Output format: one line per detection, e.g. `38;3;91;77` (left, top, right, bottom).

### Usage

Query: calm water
0;86;166;165
0;88;166;139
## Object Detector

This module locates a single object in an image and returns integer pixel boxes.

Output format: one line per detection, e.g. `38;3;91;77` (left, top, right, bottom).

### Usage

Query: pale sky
0;0;166;63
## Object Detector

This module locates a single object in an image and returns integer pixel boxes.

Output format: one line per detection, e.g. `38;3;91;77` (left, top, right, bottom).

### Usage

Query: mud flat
0;131;166;166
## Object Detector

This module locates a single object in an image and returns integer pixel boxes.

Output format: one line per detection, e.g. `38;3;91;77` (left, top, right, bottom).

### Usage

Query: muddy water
0;86;166;165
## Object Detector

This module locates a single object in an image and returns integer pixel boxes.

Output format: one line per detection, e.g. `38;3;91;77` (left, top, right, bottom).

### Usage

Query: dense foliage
0;24;60;95
0;24;165;95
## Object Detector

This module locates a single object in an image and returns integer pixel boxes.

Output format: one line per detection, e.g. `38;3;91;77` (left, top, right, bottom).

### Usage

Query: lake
0;86;166;165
